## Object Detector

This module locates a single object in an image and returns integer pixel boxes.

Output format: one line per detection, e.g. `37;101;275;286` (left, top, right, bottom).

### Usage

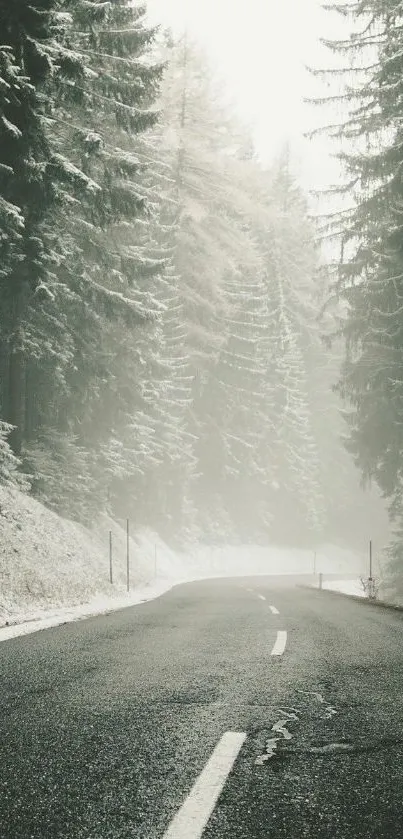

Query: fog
147;0;347;191
0;1;396;590
2;6;403;837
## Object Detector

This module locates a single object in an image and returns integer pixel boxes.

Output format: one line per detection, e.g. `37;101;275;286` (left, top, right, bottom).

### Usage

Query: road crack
255;687;342;767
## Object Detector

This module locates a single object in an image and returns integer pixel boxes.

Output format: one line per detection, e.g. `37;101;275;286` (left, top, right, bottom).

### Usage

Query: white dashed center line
258;594;266;601
271;630;287;656
269;605;279;615
162;731;246;839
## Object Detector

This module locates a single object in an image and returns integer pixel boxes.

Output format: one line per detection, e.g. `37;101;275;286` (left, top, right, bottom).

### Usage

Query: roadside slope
0;484;185;628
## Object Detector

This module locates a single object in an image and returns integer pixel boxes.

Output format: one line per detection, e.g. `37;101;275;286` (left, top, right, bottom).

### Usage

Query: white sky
147;0;347;191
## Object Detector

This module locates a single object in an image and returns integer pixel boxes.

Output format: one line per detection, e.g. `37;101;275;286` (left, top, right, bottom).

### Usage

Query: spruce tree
149;38;267;540
0;1;89;454
18;2;166;521
315;2;403;560
254;155;326;544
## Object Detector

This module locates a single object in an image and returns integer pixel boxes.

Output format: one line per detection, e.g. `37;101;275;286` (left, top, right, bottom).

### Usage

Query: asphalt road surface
1;577;403;839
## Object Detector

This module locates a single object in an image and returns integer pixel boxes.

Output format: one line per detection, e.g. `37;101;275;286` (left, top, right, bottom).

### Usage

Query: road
1;577;403;839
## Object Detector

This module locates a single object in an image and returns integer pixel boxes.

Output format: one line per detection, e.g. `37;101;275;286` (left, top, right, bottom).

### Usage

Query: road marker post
368;539;376;599
319;572;323;590
109;530;113;584
126;518;130;592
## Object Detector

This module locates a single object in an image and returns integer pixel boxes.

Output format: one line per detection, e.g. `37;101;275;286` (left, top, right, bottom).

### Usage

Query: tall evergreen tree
16;2;166;521
197;262;272;543
158;38;260;373
314;2;403;569
149;38;267;540
104;130;197;538
0;1;91;454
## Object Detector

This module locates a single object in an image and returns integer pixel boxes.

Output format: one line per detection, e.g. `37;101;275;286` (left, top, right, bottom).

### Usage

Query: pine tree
155;44;328;545
261;155;326;544
192;251;272;543
128;121;200;540
16;2;167;521
0;421;30;491
158;38;261;374
143;37;267;540
267;270;325;542
315;2;403;562
0;1;91;454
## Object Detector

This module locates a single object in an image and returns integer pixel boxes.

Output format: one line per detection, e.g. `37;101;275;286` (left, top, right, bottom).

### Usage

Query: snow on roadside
0;484;189;638
0;578;187;642
0;483;370;644
320;578;366;598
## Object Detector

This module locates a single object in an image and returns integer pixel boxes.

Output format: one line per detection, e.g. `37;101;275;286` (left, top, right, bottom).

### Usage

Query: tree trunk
7;291;26;455
24;364;35;442
0;339;10;420
8;345;25;455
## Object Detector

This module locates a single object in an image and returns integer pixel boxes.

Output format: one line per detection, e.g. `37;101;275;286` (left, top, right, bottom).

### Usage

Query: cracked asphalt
1;577;403;838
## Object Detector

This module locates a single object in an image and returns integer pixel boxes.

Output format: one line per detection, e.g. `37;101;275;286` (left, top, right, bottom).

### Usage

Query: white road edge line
258;594;266;601
162;731;246;839
269;605;279;615
271;630;287;656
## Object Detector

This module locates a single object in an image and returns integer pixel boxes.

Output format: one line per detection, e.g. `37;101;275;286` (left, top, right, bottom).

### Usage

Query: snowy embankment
0;483;369;642
320;578;366;598
0;484;188;640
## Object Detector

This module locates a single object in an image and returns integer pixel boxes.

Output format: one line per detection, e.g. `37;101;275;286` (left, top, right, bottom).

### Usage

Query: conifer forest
1;0;402;584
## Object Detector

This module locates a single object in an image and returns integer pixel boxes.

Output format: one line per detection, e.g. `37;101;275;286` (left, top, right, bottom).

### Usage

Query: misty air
0;1;401;837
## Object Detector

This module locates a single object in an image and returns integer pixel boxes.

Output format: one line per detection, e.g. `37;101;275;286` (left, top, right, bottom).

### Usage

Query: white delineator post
109;530;113;584
126;518;130;592
368;539;376;599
